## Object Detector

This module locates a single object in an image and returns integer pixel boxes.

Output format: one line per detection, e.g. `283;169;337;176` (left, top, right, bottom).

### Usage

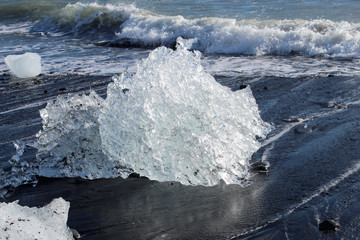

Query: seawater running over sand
2;0;360;239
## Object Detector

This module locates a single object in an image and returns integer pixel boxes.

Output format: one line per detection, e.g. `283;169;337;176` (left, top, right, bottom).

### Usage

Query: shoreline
1;73;360;239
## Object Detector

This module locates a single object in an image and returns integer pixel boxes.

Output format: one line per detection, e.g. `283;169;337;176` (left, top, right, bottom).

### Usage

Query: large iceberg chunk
99;38;270;186
0;198;74;240
25;38;270;187
4;52;42;78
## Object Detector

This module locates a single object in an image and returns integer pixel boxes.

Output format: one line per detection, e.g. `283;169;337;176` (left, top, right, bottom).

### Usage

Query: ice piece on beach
4;52;42;78
0;140;37;194
0;197;74;240
33;38;270;186
35;92;123;179
99;37;271;186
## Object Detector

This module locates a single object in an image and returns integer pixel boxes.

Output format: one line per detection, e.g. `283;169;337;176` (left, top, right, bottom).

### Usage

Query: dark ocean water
2;0;360;239
1;0;360;77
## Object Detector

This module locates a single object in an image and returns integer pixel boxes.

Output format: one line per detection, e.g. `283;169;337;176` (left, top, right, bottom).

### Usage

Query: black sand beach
2;73;360;239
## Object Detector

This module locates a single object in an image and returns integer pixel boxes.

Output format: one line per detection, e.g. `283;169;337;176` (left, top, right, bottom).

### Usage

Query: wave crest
28;2;360;59
32;2;137;37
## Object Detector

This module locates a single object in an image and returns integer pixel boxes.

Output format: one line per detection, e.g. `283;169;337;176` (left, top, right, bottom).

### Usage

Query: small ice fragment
0;197;74;240
4;52;42;78
175;37;198;50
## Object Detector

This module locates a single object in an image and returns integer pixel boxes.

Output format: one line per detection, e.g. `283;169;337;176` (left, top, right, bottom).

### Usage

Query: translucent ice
35;92;122;179
0;140;37;194
0;198;74;240
4;52;42;78
99;38;270;185
32;38;270;186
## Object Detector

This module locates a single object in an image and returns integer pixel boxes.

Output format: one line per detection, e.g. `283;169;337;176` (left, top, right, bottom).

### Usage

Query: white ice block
5;52;42;78
0;197;74;240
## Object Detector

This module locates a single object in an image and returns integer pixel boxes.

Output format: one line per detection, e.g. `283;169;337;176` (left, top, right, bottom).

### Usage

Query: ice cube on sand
0;197;74;240
4;52;42;78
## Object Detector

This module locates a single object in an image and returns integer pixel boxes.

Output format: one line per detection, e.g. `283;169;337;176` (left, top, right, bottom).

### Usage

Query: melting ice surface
4;52;42;78
32;38;270;186
0;198;73;240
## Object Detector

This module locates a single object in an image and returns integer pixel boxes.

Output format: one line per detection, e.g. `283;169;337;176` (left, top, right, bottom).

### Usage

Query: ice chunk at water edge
99;39;271;186
4;52;42;78
0;197;74;240
16;38;270;187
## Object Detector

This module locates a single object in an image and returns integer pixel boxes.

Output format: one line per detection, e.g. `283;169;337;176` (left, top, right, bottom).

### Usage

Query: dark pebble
128;173;140;178
250;161;268;173
74;177;89;184
319;219;340;232
239;84;248;90
59;88;66;92
293;126;306;134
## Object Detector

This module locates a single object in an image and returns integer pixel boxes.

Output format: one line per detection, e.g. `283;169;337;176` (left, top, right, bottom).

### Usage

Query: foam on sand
4;52;41;78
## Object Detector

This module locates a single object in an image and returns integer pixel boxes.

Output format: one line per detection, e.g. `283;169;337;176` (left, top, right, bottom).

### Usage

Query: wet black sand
1;73;360;239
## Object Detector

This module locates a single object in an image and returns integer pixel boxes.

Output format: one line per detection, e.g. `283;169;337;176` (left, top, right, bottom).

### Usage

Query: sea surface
1;0;360;77
2;0;360;239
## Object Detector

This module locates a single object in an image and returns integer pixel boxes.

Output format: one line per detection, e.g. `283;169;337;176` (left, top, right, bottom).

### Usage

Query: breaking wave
27;2;360;59
3;38;270;189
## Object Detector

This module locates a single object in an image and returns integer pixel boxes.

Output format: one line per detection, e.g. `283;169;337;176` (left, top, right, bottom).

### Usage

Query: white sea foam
202;55;360;78
0;198;73;240
118;16;360;58
0;22;32;34
32;3;360;59
25;38;270;186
